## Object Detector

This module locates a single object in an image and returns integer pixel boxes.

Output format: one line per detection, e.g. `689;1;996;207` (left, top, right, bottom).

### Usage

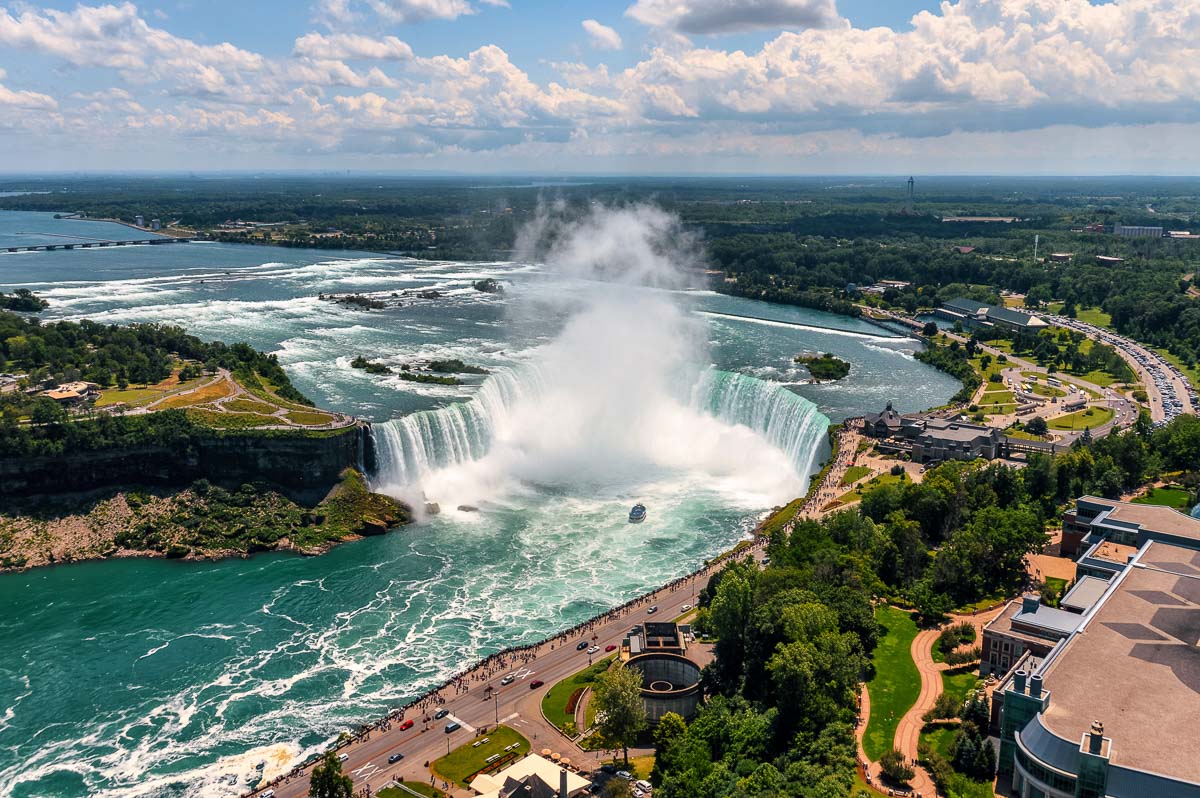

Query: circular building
625;653;702;723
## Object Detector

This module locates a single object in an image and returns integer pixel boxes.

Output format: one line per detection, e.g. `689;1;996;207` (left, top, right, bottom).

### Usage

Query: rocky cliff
0;424;369;497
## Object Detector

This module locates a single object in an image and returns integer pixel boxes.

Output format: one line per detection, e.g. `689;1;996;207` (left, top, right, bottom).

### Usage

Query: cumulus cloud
582;19;623;50
293;32;413;61
626;0;840;34
3;0;1200;170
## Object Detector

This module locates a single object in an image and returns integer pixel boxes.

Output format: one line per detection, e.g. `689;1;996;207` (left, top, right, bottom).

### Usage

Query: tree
1025;416;1048;436
650;712;688;785
921;321;938;337
308;751;353;798
880;748;914;784
594;664;648;764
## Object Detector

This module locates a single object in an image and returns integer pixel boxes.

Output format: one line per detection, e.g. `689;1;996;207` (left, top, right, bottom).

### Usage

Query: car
261;792;275;798
588;646;600;654
434;709;449;720
633;790;645;798
500;674;515;685
646;605;658;614
636;780;652;792
388;753;404;764
400;719;414;730
617;770;633;780
577;640;589;650
681;604;692;611
604;644;617;652
530;680;544;689
338;753;349;763
445;722;461;733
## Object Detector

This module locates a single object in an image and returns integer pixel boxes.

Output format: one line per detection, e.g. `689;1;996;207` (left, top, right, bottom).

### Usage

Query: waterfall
370;365;829;493
689;368;829;478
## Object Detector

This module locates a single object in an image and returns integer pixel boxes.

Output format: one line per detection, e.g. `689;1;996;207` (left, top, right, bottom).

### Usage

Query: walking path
855;603;1006;798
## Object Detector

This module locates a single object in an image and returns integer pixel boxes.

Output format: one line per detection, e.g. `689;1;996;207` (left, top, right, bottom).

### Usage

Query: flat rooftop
1090;540;1139;564
1103;502;1200;541
1039;541;1200;783
986;597;1080;646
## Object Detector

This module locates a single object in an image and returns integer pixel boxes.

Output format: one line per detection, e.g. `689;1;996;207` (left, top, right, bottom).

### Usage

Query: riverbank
0;469;410;572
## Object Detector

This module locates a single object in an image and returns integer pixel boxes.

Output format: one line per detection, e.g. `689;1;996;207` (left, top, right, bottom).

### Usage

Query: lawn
541;658;613;732
1068;369;1119;388
1044;576;1068;605
433;725;529;789
1004;426;1047;442
862;606;920;762
156;378;234;409
184;409;276;429
1048;406;1115;430
1133;486;1194;511
378;783;447;798
840;465;872;486
94;373;207;408
1076;307;1113;328
223;398;278;414
286;409;337;426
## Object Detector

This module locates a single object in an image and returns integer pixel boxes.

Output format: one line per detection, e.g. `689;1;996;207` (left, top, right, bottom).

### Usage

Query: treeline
0;310;311;409
651;413;1200;796
0;408;199;458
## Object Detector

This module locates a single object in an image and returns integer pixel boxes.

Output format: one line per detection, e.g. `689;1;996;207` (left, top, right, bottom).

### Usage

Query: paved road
255;559;730;798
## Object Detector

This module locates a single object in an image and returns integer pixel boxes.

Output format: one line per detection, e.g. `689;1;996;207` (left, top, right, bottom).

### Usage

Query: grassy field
1133;486;1194;511
184;409;276;429
840;465;872;486
94;371;207;408
156;378;234;409
1048;406;1115;430
223;398;278;414
285;409;336;426
1004;426;1047;442
541;658;613;732
862;606;921;762
433;725;529;789
378;784;446;798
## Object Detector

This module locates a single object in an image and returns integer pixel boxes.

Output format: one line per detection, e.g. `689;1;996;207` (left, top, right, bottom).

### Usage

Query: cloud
626;0;840;34
0;80;57;110
582;19;623;50
293;32;413;60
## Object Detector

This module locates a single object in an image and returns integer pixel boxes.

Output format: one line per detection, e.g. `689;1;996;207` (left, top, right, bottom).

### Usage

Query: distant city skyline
1;0;1199;174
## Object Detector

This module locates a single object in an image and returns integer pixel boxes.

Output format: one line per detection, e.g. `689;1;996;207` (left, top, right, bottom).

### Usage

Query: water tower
904;176;915;214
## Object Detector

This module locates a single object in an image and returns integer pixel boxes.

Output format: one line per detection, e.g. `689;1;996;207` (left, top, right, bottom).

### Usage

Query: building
150;218;162;231
625;621;688;657
42;381;99;404
863;401;904;438
981;594;1081;676
626;653;702;723
934;298;1047;332
991;539;1200;797
1048;253;1074;263
954;245;977;254
134;215;144;227
910;417;1005;462
1112;224;1163;238
1057;575;1109;614
469;755;591;798
1095;255;1125;265
1061;495;1200;560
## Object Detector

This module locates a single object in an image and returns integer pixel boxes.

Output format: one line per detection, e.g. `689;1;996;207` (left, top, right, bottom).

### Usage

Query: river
0;211;958;797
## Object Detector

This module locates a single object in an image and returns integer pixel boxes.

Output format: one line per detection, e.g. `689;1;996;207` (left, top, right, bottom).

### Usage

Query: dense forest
649;412;1200;797
0;309;310;419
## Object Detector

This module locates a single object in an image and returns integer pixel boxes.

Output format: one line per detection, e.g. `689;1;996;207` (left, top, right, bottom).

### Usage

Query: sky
1;0;1199;174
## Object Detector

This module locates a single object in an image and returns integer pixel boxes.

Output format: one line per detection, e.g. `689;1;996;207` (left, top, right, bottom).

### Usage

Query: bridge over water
4;237;192;253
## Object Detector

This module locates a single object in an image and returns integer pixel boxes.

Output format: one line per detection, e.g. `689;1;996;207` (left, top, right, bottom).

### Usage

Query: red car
604;645;617;652
400;719;414;731
529;680;544;689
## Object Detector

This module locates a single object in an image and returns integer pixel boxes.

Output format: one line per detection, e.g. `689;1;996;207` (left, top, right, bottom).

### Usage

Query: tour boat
628;503;647;523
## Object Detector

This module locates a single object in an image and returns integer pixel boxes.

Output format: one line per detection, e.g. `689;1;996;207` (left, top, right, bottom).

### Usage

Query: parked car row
1048;314;1195;425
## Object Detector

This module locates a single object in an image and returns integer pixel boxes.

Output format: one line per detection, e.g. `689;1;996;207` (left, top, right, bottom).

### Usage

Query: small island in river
795;352;851;382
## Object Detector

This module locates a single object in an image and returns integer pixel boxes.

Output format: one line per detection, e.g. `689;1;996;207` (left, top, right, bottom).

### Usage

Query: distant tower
904;176;915;214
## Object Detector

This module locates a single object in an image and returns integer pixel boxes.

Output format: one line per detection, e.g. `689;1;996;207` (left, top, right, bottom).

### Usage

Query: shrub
923;692;962;722
880;748;914;785
945;646;981;667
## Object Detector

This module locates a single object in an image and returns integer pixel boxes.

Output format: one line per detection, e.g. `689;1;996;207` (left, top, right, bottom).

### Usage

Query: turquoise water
0;212;958;797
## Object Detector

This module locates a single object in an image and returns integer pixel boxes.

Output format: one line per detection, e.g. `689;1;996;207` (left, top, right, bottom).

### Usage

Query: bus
1047;377;1062;387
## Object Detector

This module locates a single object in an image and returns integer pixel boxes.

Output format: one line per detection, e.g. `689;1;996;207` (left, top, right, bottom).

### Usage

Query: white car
587;646;600;654
681;604;692;612
636;779;653;792
500;674;515;685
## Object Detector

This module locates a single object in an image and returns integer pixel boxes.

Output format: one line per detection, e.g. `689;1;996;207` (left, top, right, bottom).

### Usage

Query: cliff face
0;424;367;497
